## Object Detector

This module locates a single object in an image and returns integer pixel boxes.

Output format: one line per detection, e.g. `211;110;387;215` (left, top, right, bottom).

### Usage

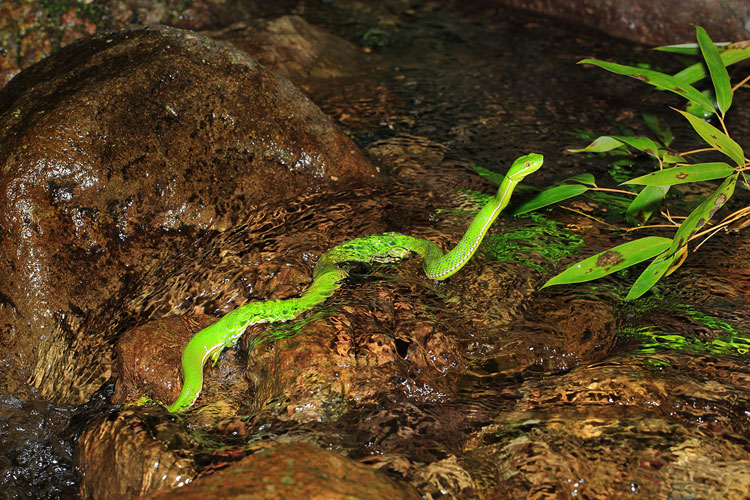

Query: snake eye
525;162;531;167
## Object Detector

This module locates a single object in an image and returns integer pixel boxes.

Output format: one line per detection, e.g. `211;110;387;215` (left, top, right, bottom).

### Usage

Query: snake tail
166;266;349;413
166;152;542;412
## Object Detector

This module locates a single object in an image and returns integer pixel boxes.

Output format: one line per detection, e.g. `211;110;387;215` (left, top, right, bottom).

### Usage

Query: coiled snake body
167;153;543;412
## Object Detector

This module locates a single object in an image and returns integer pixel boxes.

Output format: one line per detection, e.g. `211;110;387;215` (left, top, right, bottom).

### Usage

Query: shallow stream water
3;1;750;498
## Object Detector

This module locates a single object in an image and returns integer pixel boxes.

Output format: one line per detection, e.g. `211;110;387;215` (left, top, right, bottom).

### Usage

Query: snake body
167;153;543;413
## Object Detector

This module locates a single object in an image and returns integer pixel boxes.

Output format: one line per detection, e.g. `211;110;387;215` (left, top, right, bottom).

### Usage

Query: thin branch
592;186;637;196
731;73;750;93
678;147;714;156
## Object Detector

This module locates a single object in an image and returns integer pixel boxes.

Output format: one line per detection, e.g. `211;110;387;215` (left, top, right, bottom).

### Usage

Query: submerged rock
75;407;196;499
0;24;377;404
457;351;750;498
112;314;218;406
142;441;421;500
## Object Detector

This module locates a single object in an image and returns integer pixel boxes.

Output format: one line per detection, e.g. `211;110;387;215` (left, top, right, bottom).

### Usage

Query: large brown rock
0;24;377;404
141;442;421;500
213;15;365;95
490;0;750;45
75;408;197;500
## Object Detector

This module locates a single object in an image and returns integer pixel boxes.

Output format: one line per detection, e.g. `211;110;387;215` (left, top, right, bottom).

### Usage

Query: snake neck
424;177;518;280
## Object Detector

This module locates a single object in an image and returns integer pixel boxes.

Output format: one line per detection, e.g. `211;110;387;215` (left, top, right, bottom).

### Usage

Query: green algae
621;301;750;357
453;191;583;271
480;210;583;272
623;325;750;357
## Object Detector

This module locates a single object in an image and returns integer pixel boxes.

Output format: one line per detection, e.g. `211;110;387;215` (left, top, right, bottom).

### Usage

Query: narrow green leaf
673;46;750;84
579;59;715;114
542;236;671;288
667;173;737;255
472;165;506;185
512;184;589;215
586;191;634;210
696;26;732;116
628;173;739;301
685;90;716;119
627;185;669;223
675;109;745;165
568;135;625;153
642;112;674;147
662;152;686;164
564;173;597;186
656;41;734;55
615;136;662;157
623;162;735;186
654;43;702;55
625;253;675;300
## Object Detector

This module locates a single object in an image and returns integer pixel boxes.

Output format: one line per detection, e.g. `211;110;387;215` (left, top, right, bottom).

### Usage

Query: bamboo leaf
563;173;597;186
579;59;715;114
625;253;676;300
696;26;732;116
623;162;735;186
615;136;662;157
627;185;669;223
626;174;737;300
542;237;671;288
655;42;731;55
667;173;737;255
662;152;686;164
512;184;589;215
472;165;506;185
675;109;745;165
642;112;673;147
673;46;750;84
568;135;625;153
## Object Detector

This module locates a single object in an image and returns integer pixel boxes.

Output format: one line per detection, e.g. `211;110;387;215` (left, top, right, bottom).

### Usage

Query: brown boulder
213;15;365;94
141;441;421;500
75;408;197;500
0;24;376;404
488;0;750;45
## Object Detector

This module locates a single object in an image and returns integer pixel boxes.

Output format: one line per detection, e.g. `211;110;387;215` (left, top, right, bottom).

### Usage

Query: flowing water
3;0;750;498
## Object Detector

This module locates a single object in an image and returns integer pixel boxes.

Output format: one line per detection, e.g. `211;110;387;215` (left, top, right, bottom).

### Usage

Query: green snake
166;153;543;412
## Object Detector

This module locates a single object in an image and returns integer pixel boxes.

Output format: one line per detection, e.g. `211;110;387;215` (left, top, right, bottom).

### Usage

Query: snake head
507;153;544;182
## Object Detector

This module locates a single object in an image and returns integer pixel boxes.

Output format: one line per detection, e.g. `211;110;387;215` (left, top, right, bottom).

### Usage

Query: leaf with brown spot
596;250;624;268
623;162;734;186
542;237;671;288
666;173;737;257
578;59;714;115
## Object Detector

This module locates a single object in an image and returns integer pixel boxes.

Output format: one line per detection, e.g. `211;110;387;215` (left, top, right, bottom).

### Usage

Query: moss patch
480;210;584;272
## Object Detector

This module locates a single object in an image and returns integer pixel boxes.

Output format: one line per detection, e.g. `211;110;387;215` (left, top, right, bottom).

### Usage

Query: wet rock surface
458;352;750;498
489;0;750;45
75;408;196;499
112;314;217;406
1;1;750;499
212;15;366;96
0;24;375;405
142;441;421;500
2;0;746;90
0;0;287;89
